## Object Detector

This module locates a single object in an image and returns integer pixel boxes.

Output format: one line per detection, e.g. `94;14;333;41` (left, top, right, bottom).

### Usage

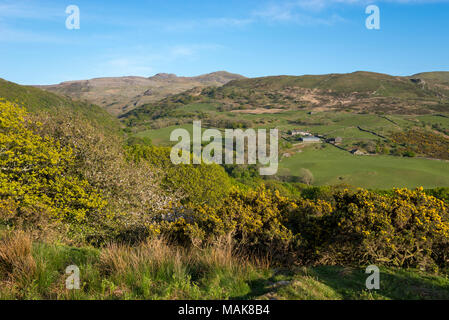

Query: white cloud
0;24;68;43
0;1;62;20
95;44;224;77
0;1;67;43
252;0;448;25
148;17;253;33
290;0;449;9
206;18;254;27
253;2;347;25
255;0;449;15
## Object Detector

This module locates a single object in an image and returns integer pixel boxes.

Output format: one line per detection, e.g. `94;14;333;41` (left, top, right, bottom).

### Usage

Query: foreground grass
257;266;449;300
1;232;448;300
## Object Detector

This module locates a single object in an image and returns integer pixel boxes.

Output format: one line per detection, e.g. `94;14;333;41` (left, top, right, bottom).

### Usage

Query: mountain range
34;71;245;115
13;70;449;126
119;71;449;128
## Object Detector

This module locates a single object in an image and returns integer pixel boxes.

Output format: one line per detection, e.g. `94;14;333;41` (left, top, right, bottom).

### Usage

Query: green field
280;146;449;189
132;103;449;189
135;123;229;146
136;124;194;145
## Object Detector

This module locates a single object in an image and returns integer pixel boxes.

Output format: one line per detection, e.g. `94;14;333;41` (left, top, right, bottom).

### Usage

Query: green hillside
412;71;449;83
118;70;449;190
0;78;121;134
121;71;449;129
225;71;437;97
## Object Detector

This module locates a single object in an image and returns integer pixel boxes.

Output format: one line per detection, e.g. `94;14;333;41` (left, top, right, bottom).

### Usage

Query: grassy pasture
133;107;449;189
136;124;194;145
280;146;449;189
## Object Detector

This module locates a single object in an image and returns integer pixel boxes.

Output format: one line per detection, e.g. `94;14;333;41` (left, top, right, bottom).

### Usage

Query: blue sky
0;0;448;84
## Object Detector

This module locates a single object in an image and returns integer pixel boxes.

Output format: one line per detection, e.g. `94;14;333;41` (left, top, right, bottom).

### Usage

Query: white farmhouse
300;136;321;143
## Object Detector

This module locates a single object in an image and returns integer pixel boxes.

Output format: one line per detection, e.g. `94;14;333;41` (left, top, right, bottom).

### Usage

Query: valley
118;71;449;189
5;70;449;190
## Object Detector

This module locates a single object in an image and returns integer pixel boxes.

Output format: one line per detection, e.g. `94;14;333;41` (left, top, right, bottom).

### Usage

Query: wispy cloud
97;16;254;32
0;24;68;43
1;0;447;45
251;0;449;25
0;0;63;20
253;1;347;25
94;44;224;77
278;0;449;10
0;1;67;43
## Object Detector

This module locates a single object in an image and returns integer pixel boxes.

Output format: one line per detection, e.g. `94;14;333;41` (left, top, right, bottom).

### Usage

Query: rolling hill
116;71;449;189
121;71;449;129
412;71;449;83
0;78;121;134
34;71;245;116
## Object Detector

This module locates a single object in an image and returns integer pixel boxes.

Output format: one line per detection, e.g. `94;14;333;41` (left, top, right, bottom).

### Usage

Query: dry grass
99;236;261;280
99;238;184;276
0;230;36;283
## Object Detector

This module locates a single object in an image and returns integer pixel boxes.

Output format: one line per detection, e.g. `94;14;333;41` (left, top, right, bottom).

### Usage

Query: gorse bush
290;188;449;269
155;186;449;269
34;111;171;216
390;130;449;160
155;187;295;257
30;106;178;244
0;98;235;244
0;99;232;244
0;100;107;225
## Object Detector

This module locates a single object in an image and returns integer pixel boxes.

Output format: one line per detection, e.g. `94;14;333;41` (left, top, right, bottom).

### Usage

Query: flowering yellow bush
156;187;295;255
156;185;449;269
0;100;107;224
291;188;449;269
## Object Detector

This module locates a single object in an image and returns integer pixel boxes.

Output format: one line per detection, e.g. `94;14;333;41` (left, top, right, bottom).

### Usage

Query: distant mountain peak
151;73;178;80
35;71;245;115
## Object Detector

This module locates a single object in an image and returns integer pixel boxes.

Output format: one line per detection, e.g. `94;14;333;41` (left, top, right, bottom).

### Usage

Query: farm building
300;136;321;143
291;130;311;136
351;149;366;156
327;137;343;144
